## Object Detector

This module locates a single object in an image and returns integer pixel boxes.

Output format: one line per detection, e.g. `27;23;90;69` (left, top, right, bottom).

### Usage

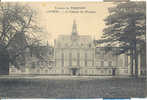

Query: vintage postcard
0;1;146;98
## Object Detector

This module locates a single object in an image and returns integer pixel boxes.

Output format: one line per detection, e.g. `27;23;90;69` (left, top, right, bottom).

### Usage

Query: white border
1;0;103;2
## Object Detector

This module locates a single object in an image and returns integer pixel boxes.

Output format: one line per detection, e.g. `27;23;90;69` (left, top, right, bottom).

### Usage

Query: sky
27;2;114;45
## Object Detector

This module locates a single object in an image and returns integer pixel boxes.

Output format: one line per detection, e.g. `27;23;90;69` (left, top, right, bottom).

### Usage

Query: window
81;43;83;46
108;61;112;66
62;37;64;40
45;70;48;73
77;52;80;66
101;54;104;58
62;70;64;74
61;53;64;67
37;61;40;65
20;61;25;66
41;61;44;65
22;69;25;72
89;44;91;48
49;62;51;66
41;69;43;71
85;53;87;66
109;70;111;74
11;69;16;72
32;62;35;68
85;70;87;73
101;61;104;66
69;52;72;66
125;55;128;67
101;70;104;73
58;43;60;47
124;70;128;73
37;69;40;73
92;70;94;73
92;53;94;66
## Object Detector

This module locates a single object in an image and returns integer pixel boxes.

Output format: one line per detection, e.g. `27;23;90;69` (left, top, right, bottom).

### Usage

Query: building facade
9;44;54;75
9;20;131;76
52;20;130;76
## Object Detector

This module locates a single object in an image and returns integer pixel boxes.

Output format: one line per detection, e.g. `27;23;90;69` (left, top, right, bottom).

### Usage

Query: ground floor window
109;70;111;74
11;69;16;72
101;70;104;73
62;70;64;74
92;70;94;73
37;69;40;73
45;70;48;73
124;70;128;73
108;61;112;66
101;61;104;66
85;70;87;73
22;69;25;72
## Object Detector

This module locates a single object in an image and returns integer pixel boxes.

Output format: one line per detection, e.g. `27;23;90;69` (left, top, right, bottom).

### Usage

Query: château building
9;20;131;76
53;20;129;76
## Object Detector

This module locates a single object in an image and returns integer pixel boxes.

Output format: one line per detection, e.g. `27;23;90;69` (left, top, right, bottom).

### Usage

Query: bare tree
0;3;42;74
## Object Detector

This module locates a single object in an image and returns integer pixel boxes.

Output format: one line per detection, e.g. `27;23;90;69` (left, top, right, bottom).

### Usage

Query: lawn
0;76;146;98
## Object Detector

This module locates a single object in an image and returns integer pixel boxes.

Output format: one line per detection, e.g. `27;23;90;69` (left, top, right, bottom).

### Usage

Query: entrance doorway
112;68;116;76
71;68;77;75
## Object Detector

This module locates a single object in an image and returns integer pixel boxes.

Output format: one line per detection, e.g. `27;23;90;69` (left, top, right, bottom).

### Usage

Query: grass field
0;76;146;98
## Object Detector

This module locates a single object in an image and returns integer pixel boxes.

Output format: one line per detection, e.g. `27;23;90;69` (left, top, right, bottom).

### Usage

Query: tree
29;42;54;66
0;3;42;74
95;2;146;77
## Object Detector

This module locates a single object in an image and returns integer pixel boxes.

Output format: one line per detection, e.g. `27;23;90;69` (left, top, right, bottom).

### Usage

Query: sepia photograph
0;2;146;98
